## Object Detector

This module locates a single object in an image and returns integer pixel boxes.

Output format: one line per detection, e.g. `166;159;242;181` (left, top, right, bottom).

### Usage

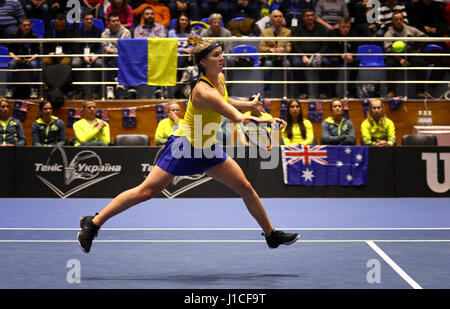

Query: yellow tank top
174;75;228;148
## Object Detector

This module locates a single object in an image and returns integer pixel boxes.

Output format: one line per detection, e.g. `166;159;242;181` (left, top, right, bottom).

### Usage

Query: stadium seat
30;18;45;38
169;18;177;30
114;134;150;146
357;45;385;67
232;44;259;67
401;134;437;146
423;44;443;52
0;46;9;68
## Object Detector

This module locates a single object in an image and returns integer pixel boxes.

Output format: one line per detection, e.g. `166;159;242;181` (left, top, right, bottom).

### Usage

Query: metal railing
0;36;448;100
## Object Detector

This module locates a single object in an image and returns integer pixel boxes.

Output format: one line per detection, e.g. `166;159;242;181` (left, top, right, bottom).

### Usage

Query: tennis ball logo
392;41;405;53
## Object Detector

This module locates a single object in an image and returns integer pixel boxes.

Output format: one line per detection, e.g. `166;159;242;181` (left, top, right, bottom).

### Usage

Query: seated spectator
6;18;40;99
200;13;232;54
228;0;259;21
31;100;67;146
105;0;134;29
42;12;73;67
24;0;50;26
71;10;104;99
134;6;167;37
168;0;200;22
321;99;355;145
133;0;170;27
290;9;328;99
347;0;380;38
0;0;26;38
154;102;182;145
82;0;105;20
378;0;409;36
281;99;314;146
384;11;428;98
102;13;132;99
279;0;313;28
326;17;359;97
314;0;349;32
361;98;396;146
199;0;230;23
409;0;445;38
0;98;26;146
50;0;69;20
169;12;195;97
73;99;110;146
259;10;291;97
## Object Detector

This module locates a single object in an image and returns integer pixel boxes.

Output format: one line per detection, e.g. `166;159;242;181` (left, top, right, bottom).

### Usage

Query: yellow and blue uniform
0;117;26;145
154;117;178;146
156;75;228;175
321;116;356;145
31;116;67;146
361;117;396;146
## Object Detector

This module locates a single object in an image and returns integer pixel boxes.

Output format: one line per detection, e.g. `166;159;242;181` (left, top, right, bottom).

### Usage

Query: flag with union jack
281;145;369;186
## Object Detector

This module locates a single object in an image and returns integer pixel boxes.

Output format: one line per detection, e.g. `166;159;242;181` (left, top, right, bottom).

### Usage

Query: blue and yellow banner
118;38;178;87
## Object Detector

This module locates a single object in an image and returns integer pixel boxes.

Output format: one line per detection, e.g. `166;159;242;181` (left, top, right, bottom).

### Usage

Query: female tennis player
78;34;299;253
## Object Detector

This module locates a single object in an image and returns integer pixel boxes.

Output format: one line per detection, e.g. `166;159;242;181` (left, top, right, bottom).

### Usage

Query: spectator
0;0;26;38
281;99;314;145
31;100;67;146
50;0;68;20
347;0;379;38
361;98;396;146
291;9;328;99
378;0;409;36
71;10;104;99
199;0;230;23
102;13;131;100
314;0;348;32
169;12;195;97
228;0;259;21
133;0;170;28
409;0;445;38
384;11;428;98
6;18;40;99
279;0;313;28
24;0;51;26
154;102;182;145
73;99;110;146
0;98;26;146
200;13;232;54
168;0;199;22
321;98;355;145
259;10;291;97
42;12;73;67
326;17;359;97
82;0;105;20
134;6;167;37
105;0;134;29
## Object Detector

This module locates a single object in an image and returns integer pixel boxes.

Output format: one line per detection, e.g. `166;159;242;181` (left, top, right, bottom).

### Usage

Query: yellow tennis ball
392;41;405;53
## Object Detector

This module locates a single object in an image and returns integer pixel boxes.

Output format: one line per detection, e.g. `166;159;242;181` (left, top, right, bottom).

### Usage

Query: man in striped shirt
377;0;409;36
0;0;26;38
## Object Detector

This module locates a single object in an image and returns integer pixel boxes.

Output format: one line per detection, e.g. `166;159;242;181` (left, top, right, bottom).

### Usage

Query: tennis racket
239;117;273;151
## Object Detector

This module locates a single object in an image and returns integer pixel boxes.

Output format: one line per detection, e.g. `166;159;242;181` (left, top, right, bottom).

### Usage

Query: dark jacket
7;30;39;56
0;117;26;145
31;116;67;146
291;22;328;54
43;23;74;55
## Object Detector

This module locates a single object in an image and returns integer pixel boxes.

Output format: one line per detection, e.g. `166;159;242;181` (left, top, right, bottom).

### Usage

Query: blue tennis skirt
156;135;228;176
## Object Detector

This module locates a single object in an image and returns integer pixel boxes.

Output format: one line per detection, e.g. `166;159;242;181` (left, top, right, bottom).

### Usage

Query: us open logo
35;147;122;198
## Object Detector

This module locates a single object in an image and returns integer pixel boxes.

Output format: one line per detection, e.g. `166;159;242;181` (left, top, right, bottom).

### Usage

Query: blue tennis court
0;197;449;289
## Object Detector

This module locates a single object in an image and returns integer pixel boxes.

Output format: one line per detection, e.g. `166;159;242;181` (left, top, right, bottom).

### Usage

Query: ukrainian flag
118;38;178;87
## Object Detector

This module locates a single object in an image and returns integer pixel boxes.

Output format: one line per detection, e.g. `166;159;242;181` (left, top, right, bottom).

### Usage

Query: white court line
0;239;450;243
366;241;423;289
1;227;450;231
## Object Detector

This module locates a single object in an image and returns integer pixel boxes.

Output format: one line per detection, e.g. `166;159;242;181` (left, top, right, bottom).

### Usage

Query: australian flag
281;145;369;186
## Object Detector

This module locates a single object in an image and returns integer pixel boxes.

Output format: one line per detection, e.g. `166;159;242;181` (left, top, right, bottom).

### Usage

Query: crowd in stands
0;0;447;147
0;0;448;100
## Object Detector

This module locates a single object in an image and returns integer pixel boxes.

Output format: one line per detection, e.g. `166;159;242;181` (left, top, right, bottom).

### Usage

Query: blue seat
357;44;385;67
30;18;45;38
0;46;9;68
423;44;443;52
232;44;259;67
230;17;247;22
169;18;177;30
